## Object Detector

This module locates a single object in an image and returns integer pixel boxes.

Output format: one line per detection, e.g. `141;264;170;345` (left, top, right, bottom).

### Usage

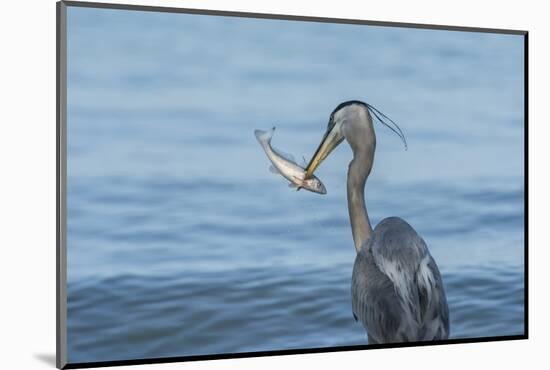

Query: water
65;6;525;364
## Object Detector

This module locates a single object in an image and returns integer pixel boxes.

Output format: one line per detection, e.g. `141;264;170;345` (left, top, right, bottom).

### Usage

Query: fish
254;127;327;195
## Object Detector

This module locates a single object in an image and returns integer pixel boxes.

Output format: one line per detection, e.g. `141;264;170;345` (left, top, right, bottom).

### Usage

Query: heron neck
347;153;373;253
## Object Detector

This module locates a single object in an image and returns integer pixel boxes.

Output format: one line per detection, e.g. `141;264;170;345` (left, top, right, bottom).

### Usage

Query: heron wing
415;254;450;340
352;217;449;343
352;248;408;344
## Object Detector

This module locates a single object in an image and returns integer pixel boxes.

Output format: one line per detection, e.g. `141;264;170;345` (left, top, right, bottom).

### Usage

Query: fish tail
254;127;275;147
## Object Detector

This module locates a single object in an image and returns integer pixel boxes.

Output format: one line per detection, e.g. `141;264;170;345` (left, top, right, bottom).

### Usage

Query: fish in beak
304;115;345;179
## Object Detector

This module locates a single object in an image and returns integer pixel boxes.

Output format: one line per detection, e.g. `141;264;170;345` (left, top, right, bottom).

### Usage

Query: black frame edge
523;32;529;338
63;335;527;369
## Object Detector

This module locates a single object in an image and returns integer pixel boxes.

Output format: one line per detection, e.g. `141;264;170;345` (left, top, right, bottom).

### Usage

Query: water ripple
68;264;524;363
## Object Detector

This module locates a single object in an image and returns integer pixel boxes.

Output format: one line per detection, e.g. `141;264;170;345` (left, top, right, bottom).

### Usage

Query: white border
2;1;547;369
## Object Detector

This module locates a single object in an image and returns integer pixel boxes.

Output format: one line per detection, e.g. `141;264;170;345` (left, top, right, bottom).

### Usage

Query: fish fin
254;127;275;146
273;147;296;163
269;165;280;174
296;186;302;192
288;183;298;188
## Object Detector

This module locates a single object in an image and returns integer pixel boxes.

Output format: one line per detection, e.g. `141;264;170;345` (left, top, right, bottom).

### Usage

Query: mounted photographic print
56;1;528;368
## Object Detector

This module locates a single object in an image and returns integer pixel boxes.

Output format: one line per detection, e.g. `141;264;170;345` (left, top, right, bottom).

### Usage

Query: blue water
65;6;525;364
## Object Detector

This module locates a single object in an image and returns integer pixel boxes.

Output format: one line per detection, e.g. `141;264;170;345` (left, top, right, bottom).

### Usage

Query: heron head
305;101;375;178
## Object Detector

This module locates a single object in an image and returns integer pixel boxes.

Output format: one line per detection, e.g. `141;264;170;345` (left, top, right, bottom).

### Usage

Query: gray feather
351;217;449;344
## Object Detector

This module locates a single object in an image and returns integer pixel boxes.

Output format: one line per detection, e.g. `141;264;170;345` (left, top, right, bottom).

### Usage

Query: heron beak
304;119;344;179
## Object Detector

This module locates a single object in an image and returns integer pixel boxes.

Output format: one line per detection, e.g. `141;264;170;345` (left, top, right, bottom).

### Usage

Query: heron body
352;217;449;343
305;100;449;344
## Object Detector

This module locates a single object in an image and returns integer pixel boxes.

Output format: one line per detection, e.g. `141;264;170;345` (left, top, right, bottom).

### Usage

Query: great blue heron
305;100;449;344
